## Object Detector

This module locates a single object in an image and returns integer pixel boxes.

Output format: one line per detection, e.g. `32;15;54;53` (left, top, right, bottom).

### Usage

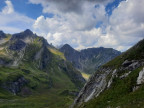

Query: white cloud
32;0;144;51
32;3;109;49
1;0;142;52
2;0;14;14
0;0;34;33
107;0;144;50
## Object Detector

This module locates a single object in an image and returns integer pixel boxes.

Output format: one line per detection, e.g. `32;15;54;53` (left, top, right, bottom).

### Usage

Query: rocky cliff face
72;39;144;108
60;44;81;69
2;77;28;95
60;44;121;74
0;31;6;39
0;30;85;96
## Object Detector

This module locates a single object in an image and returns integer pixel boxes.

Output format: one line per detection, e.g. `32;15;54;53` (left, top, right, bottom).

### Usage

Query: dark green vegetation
76;39;144;108
0;30;85;108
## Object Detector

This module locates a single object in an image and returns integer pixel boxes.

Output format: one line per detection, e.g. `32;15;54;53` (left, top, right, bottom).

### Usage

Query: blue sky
0;0;54;19
0;0;144;51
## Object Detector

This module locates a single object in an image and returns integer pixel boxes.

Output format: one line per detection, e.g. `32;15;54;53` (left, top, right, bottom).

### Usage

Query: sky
0;0;144;51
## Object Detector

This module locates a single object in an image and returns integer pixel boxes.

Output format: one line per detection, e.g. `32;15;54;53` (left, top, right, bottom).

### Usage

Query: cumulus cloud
2;0;14;14
107;0;144;50
32;0;144;51
0;0;34;33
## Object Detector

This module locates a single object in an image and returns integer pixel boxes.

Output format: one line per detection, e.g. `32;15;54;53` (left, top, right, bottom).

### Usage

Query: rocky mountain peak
60;44;75;52
0;30;86;108
0;30;4;34
60;44;121;74
11;29;34;40
0;30;6;39
23;29;33;35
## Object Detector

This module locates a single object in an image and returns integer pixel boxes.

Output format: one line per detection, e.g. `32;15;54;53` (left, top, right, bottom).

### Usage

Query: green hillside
0;30;85;108
74;39;144;108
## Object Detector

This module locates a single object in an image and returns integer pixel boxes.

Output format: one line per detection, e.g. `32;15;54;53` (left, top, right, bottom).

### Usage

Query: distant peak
0;30;6;39
23;29;33;35
11;29;34;40
63;44;73;48
60;44;76;52
0;30;4;34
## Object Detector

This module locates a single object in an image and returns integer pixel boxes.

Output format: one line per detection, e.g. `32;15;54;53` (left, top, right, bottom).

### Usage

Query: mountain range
0;29;142;108
0;29;85;108
72;38;144;108
60;44;121;74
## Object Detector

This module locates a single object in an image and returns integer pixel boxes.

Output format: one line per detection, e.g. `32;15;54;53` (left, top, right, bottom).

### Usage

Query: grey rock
72;67;112;107
0;58;12;66
122;60;132;67
11;29;34;40
107;69;117;88
133;86;139;92
0;30;6;40
128;61;140;70
9;40;26;51
0;59;5;65
72;60;144;107
2;77;28;95
38;46;52;70
120;71;131;79
137;68;144;85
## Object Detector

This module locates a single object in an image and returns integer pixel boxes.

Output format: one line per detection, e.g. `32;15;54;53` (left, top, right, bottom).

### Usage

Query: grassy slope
0;37;83;108
79;39;144;108
0;59;77;108
80;67;144;108
104;39;144;68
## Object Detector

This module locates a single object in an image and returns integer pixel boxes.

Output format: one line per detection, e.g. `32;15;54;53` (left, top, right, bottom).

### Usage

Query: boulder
137;68;144;85
122;60;132;67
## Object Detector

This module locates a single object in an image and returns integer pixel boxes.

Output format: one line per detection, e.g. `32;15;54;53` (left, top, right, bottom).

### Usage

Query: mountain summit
11;29;34;40
0;30;85;108
0;30;6;39
23;29;33;35
60;44;121;74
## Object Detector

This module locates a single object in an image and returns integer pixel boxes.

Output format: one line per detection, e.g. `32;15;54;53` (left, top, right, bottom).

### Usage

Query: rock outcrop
137;68;144;85
0;31;6;39
72;59;144;107
0;29;86;96
2;77;28;95
9;40;26;51
72;39;144;108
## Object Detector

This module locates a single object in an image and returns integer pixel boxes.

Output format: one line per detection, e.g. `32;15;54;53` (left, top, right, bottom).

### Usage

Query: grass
77;39;144;108
81;72;90;81
48;47;66;60
0;88;75;108
0;62;78;108
5;34;12;41
0;48;7;56
79;67;144;108
104;39;144;68
0;49;81;108
0;35;85;108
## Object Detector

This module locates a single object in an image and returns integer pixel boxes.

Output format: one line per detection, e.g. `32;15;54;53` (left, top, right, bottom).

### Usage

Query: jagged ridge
72;39;144;108
60;44;121;74
0;30;85;108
